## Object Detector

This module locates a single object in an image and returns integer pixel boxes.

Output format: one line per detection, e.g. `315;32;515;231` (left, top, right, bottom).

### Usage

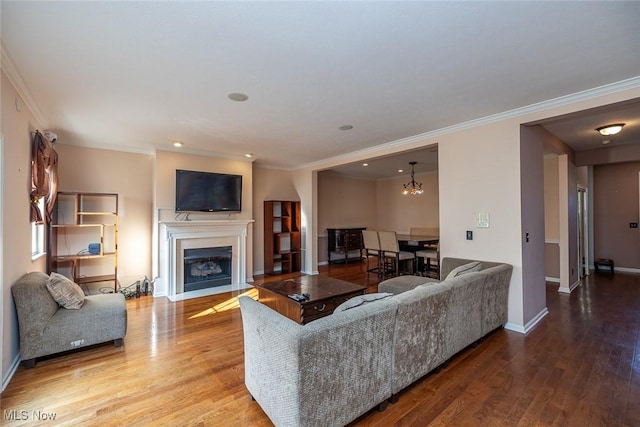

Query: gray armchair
11;272;127;367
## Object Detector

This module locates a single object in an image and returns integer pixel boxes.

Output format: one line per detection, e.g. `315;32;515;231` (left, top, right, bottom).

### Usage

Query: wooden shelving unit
47;192;119;291
264;200;301;275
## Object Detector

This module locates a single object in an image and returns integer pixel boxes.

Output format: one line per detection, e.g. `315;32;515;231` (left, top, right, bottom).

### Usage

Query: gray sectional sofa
379;257;513;396
239;257;512;427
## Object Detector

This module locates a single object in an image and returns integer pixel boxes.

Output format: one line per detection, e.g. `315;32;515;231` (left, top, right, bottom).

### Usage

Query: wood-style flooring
2;263;639;426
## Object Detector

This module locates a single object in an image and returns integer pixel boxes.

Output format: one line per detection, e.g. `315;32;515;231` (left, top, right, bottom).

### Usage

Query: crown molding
154;146;254;163
302;76;640;171
1;42;49;128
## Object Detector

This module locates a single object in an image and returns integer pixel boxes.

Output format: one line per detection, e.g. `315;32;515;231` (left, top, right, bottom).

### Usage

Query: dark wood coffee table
255;276;366;324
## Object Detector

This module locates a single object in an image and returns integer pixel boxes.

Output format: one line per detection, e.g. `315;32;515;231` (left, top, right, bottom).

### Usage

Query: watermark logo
4;409;57;421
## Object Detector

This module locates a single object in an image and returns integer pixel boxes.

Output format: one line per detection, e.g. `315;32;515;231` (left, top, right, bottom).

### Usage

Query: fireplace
183;246;232;291
158;220;253;301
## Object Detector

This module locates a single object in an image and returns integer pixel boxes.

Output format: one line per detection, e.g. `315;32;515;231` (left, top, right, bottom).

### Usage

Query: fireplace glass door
183;246;232;292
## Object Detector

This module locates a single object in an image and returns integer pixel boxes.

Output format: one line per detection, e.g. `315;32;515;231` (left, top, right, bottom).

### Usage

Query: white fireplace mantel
157;220;253;301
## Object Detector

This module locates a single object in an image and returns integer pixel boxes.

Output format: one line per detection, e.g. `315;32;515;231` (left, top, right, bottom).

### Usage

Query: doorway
577;186;589;279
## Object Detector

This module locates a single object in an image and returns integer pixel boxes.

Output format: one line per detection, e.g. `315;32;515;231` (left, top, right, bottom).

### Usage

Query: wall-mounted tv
175;169;242;212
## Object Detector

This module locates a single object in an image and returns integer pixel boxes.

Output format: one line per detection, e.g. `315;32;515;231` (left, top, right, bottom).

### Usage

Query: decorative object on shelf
596;123;625;136
401;161;423;195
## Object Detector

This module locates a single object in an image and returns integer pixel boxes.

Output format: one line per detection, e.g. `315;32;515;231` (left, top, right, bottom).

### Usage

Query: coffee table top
256;275;366;302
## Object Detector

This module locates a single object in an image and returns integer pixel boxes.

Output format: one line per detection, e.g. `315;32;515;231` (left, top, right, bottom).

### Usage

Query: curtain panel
30;130;58;223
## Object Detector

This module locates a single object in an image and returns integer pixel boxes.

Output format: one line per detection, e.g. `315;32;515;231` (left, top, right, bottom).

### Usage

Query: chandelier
402;162;423;195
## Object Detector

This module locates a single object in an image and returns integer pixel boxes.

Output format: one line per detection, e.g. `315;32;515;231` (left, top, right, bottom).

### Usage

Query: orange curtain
30;131;58;223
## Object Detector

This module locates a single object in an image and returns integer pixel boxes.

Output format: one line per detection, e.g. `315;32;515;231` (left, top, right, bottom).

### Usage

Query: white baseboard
2;354;21;392
613;266;640;274
545;276;560;283
505;307;549;334
559;279;581;294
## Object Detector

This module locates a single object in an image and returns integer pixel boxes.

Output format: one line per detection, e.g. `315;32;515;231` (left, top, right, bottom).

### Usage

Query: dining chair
361;230;381;275
415;242;439;278
378;230;415;277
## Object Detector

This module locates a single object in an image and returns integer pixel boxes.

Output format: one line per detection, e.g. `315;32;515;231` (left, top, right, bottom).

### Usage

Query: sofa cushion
445;261;482;280
335;292;394;312
46;272;85;309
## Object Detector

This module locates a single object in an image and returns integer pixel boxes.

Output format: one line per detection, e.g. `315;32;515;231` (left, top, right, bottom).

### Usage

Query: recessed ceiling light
173;141;184;147
362;163;368;167
228;93;249;102
338;125;353;131
245;153;253;158
398;169;404;173
596;123;625;136
602;140;611;145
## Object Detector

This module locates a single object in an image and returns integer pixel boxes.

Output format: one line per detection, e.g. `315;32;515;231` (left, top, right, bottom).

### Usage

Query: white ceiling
2;1;640;175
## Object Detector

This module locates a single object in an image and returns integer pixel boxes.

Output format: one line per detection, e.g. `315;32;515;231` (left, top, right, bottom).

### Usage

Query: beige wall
1;71;47;385
317;172;377;264
152;150;254;284
593;161;640;270
376;172;439;233
544;156;560;241
252;166;299;274
54;144;154;284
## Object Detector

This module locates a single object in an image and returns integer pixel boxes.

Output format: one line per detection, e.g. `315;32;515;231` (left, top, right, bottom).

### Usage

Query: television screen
175;169;242;212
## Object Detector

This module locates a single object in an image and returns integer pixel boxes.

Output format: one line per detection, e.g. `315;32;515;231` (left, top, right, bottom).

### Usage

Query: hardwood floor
2;263;639;426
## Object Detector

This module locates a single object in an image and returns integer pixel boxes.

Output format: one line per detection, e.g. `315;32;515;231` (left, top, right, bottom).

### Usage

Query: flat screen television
175;169;242;212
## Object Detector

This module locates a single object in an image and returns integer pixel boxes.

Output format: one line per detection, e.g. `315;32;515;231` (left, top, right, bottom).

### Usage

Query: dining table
396;234;439;249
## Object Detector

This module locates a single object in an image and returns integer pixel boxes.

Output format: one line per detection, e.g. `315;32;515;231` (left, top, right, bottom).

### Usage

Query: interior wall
376;172;439;233
1;71;47;387
54;144;153;285
316;172;377;264
252;166;299;275
519;125;547;325
152;150;254;287
593;161;640;270
544;156;560;280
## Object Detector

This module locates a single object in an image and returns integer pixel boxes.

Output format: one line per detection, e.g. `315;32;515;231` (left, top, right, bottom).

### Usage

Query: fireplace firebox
183;246;232;292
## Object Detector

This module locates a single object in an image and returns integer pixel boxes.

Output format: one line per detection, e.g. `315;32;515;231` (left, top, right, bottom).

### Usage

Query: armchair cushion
445;261;481;280
46;272;85;309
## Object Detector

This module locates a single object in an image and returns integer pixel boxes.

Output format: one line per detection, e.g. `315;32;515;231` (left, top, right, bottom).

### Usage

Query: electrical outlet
466;230;473;240
630;222;638;228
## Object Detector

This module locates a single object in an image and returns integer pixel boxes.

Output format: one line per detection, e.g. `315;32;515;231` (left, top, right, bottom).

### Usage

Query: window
31;196;45;260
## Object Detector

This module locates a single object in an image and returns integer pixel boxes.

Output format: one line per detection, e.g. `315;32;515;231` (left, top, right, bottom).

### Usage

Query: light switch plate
477;212;489;228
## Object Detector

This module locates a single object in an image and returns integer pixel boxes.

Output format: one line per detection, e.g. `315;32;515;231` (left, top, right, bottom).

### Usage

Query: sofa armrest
239;296;397;427
239;296;303;423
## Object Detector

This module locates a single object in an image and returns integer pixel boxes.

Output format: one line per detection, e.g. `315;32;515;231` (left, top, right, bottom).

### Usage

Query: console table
327;227;365;264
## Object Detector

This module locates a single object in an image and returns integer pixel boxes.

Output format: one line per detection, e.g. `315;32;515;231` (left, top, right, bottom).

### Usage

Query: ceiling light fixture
228;93;249;102
402;162;423;195
596;123;625;136
245;153;253;158
362;163;368;167
173;141;184;147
